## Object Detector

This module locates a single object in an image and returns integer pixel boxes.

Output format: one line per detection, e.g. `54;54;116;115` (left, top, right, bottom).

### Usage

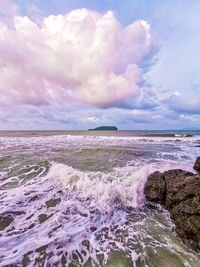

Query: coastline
0;129;199;138
1;131;200;265
145;157;200;252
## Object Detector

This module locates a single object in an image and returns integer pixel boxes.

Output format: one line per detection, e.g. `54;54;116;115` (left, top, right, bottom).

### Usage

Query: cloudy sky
0;0;200;130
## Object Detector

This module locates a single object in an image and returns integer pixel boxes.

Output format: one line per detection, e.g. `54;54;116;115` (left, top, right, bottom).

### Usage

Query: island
88;126;118;131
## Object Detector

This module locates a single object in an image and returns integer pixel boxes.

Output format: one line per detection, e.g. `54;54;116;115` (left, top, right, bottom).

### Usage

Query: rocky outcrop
194;156;200;173
144;171;166;205
144;158;200;252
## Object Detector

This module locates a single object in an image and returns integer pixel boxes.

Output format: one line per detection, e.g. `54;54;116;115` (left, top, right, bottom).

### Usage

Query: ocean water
0;130;200;266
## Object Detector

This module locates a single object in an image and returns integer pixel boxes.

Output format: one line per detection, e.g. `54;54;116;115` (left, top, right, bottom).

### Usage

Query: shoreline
144;156;200;253
0;130;198;138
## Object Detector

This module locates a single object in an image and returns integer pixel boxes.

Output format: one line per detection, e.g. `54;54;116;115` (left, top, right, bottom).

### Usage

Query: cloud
0;8;157;109
0;0;18;26
164;94;200;115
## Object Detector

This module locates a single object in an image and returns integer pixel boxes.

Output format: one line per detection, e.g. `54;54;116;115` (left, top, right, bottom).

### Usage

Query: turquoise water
0;131;200;266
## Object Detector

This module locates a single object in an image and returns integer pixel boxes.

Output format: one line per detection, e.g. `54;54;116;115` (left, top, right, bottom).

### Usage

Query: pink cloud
0;0;18;27
0;8;157;108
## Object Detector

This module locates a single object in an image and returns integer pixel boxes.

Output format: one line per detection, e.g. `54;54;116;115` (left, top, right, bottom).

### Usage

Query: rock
144;158;200;252
164;170;195;209
144;171;166;204
194;156;200;173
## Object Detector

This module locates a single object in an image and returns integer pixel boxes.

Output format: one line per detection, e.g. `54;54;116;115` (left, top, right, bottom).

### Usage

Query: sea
0;130;200;267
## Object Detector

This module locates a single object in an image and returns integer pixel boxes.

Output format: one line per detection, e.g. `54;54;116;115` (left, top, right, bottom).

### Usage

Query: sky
0;0;200;130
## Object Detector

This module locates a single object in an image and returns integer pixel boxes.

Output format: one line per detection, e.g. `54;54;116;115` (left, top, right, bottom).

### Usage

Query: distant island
88;126;118;131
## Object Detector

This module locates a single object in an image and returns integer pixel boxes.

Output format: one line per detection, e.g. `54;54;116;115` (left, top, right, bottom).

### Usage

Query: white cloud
0;8;156;108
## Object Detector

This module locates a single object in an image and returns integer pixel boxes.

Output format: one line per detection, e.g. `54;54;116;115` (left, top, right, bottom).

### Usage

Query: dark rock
144;171;166;204
164;170;195;209
194;156;200;173
144;158;200;252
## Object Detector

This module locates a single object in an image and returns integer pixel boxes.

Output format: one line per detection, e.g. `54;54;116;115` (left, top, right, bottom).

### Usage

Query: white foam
0;161;199;266
46;160;195;209
0;133;200;266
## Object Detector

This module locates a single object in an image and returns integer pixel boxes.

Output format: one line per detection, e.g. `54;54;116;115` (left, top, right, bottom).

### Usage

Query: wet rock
144;157;200;252
144;171;166;204
193;156;200;173
164;169;195;209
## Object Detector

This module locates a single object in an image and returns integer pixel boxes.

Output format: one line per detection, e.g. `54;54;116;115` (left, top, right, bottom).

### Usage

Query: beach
0;130;200;266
